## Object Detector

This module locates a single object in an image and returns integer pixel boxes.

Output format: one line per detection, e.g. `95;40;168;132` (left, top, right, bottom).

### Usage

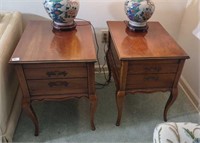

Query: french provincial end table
10;21;97;136
106;21;189;126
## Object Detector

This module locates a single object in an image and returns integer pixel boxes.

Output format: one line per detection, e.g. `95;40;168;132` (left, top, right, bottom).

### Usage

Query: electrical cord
74;18;111;89
95;42;110;89
75;18;102;72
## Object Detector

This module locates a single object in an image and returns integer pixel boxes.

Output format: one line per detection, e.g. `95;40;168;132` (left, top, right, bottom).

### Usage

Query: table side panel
87;63;96;95
107;49;120;87
110;39;121;71
107;39;121;87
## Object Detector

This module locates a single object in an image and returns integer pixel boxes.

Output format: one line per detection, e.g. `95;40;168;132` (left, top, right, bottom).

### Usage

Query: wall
0;0;187;34
2;0;199;109
177;0;200;111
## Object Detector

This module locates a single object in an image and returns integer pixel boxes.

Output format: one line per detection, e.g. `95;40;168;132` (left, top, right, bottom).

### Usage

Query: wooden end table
106;21;189;126
10;21;97;136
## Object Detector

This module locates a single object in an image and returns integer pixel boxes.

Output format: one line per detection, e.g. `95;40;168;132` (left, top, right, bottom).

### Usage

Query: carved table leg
163;88;178;121
116;91;125;126
22;98;39;136
90;95;97;131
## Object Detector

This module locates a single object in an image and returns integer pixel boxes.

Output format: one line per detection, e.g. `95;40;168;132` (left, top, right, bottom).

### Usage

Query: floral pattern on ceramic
125;0;155;27
43;0;79;26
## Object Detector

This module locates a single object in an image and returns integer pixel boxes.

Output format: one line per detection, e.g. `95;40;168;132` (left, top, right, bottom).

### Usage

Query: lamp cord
74;18;111;89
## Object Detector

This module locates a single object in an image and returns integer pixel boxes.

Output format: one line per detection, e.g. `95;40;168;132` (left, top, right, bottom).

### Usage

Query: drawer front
27;78;88;95
128;60;179;74
24;67;87;79
126;74;175;89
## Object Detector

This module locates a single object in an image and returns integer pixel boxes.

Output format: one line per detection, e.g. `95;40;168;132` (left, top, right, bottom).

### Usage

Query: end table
10;21;97;136
106;21;189;126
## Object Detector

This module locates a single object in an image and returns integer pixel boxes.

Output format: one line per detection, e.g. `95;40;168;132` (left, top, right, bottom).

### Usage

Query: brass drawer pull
46;71;68;77
48;81;69;87
144;76;159;81
144;66;161;72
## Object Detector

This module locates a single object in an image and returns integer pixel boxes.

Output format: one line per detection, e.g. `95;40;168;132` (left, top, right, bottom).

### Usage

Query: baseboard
179;76;200;113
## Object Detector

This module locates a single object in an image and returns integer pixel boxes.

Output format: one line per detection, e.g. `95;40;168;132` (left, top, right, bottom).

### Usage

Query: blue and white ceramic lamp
43;0;79;30
43;0;154;31
125;0;155;31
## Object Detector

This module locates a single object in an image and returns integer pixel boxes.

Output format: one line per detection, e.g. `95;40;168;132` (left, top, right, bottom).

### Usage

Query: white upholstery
153;122;200;143
0;11;23;142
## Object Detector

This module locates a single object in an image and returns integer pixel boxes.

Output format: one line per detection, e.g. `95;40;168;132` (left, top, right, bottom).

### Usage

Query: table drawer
27;78;88;95
126;74;175;89
24;67;87;79
128;60;179;74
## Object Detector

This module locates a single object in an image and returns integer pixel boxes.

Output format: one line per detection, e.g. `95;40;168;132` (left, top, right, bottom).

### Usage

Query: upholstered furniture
0;12;23;142
153;122;200;143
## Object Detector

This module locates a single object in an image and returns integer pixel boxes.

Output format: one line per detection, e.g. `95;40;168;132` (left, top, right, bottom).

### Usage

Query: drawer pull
144;66;161;72
46;71;68;77
48;81;69;87
144;76;159;81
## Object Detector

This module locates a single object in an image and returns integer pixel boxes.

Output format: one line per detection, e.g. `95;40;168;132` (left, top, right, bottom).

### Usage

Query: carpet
13;73;200;142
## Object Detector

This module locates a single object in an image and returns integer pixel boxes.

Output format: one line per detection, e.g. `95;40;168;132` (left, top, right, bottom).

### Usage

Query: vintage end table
10;21;97;136
106;21;189;126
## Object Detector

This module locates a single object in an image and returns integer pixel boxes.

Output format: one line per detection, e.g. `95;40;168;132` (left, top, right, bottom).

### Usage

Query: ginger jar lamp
43;0;79;30
124;0;155;32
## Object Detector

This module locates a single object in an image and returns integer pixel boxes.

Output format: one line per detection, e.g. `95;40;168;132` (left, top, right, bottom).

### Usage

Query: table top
107;21;189;60
10;21;97;64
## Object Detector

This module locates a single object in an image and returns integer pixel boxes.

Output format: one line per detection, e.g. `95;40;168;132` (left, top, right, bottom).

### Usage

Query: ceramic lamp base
53;21;76;31
128;21;148;32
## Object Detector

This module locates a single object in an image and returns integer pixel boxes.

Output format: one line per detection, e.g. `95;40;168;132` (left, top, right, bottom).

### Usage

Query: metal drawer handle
144;76;159;81
48;81;69;87
46;71;68;77
144;66;161;72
